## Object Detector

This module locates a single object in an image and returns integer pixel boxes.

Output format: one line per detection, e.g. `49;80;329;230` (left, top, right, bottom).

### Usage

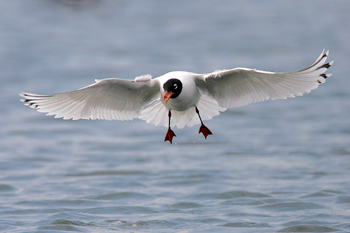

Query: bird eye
174;84;178;89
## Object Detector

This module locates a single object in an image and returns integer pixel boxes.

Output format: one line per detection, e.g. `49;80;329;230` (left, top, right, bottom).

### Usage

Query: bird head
163;79;183;104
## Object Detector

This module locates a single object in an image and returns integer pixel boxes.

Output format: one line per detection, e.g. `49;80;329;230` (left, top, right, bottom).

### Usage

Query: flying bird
20;50;333;144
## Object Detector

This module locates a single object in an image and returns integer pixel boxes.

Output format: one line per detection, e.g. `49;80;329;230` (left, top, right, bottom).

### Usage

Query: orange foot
199;124;213;139
164;128;176;144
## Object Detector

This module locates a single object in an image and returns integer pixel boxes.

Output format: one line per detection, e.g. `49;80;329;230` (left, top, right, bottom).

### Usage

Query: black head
163;78;183;99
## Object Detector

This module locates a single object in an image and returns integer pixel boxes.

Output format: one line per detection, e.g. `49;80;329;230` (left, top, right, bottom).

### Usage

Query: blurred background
0;0;349;232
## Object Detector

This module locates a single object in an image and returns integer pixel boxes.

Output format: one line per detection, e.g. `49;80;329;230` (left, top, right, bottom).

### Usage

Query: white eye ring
174;84;178;89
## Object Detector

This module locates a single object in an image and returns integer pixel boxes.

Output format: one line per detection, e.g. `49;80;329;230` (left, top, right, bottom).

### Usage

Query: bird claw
199;124;213;139
164;128;176;144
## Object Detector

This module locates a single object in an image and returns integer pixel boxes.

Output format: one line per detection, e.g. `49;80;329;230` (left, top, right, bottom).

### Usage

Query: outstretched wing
195;50;333;108
20;75;160;121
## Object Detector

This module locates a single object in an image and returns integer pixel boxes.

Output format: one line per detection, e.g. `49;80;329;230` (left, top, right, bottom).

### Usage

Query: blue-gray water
1;0;350;232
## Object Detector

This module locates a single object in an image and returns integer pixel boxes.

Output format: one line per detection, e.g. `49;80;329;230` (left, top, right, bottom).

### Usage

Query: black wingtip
320;74;328;79
320;62;332;69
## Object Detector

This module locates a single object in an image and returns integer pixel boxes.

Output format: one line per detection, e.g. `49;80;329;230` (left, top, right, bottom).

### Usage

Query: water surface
1;0;350;232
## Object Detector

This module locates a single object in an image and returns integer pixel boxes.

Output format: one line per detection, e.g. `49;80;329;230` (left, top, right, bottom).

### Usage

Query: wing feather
20;77;160;121
195;50;333;108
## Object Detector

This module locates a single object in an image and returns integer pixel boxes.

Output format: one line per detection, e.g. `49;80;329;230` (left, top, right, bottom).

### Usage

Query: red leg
198;124;213;139
164;127;176;144
196;107;213;139
164;110;176;144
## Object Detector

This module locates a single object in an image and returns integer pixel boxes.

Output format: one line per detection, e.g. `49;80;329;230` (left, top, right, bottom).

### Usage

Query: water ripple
261;202;324;212
0;184;15;192
83;206;158;215
194;191;271;200
278;225;339;232
65;170;149;177
223;222;272;228
92;192;154;201
170;202;203;209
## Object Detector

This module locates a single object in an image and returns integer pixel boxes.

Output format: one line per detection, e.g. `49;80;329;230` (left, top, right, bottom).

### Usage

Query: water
1;0;350;232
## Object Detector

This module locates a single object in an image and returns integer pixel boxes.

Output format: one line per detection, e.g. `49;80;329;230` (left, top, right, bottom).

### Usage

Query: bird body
20;50;333;143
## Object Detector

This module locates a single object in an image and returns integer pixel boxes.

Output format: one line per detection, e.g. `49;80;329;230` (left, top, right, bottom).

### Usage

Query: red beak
164;91;174;105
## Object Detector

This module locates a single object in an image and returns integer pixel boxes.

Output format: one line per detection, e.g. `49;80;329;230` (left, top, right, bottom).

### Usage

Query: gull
20;50;333;143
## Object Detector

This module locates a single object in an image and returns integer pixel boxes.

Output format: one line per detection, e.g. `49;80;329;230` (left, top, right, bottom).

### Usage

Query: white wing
195;50;333;108
20;75;160;121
